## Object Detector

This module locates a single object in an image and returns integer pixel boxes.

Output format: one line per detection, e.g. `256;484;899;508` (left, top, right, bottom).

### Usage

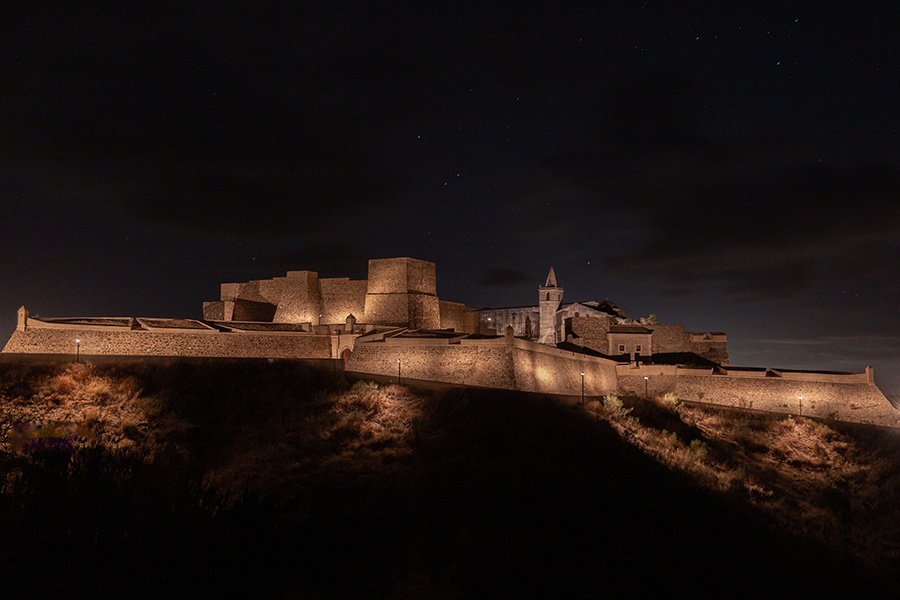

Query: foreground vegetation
1;359;898;597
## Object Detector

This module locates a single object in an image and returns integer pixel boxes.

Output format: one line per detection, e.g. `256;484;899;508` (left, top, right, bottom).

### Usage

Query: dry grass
583;392;900;574
3;361;899;590
0;362;147;451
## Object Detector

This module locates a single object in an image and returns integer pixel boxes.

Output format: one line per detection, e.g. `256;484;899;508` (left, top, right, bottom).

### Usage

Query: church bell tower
538;267;563;344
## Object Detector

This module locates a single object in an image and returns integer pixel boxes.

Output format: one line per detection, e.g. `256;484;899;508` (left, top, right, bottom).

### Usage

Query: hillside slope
1;359;898;597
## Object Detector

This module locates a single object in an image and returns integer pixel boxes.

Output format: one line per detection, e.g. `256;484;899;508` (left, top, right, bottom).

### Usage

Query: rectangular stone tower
364;257;441;329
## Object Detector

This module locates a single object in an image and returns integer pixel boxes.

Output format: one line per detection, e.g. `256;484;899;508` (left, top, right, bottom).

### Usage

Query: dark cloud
622;162;900;299
477;267;534;288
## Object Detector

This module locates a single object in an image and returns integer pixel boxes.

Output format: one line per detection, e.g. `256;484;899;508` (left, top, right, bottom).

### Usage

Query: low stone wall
2;327;333;359
674;374;898;426
346;335;618;395
615;364;897;426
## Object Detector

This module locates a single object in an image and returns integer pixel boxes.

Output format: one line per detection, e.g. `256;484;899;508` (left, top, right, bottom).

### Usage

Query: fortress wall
439;300;465;331
774;370;869;384
347;336;618;395
220;283;240;301
617;365;679;397
690;340;729;363
347;343;517;388
232;298;278;322
567;316;610;352
202;301;231;321
319;278;367;324
274;272;322;324
364;293;440;329
510;341;618;396
646;324;691;353
366;257;436;295
674;374;898;426
408;294;441;329
2;328;332;359
236;279;282;304
406;259;437;295
363;294;410;326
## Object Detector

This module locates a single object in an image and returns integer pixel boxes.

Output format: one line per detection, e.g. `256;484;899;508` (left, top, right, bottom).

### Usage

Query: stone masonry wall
232;298;278;322
347;343;517;389
346;337;619;395
364;258;440;328
617;365;898;426
689;340;729;364
3;328;332;359
674;375;897;426
439;301;465;331
567;316;610;353
646;324;691;353
366;257;436;295
319;278;367;324
274;271;322;324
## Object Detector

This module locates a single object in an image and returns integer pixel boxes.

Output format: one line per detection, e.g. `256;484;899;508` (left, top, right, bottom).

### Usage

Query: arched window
545;292;550;301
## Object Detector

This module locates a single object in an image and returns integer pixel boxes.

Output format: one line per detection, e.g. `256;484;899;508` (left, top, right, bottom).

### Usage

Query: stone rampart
675;374;897;426
3;326;332;359
614;363;897;426
346;334;618;395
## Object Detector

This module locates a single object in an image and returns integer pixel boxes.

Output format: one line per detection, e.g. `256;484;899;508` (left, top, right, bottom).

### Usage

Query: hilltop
1;359;899;598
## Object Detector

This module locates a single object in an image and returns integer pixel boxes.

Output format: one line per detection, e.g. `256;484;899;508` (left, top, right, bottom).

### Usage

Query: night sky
2;3;899;393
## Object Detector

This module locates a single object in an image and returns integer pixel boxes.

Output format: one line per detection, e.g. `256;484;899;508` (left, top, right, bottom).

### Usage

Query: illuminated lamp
581;372;585;405
75;338;80;363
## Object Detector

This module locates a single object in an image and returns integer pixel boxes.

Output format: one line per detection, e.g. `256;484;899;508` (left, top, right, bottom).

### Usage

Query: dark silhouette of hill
0;359;896;598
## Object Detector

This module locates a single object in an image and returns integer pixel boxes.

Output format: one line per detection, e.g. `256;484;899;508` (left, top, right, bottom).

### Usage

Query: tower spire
544;267;558;288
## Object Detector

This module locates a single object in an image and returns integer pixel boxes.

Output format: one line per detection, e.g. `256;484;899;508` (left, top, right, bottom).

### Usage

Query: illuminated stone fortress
3;256;896;426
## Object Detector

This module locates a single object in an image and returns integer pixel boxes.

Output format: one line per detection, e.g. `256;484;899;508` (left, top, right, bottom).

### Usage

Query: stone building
3;256;895;427
474;268;729;365
203;257;465;331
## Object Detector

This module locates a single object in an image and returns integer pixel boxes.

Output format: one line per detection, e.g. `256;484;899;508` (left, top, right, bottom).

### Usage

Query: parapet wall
3;325;333;360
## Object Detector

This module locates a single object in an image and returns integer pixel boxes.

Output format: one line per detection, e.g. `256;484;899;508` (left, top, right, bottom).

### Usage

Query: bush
49;374;77;394
600;394;632;420
690;439;710;461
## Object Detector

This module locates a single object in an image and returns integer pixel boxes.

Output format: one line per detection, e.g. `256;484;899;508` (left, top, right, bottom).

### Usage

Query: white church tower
538;267;563;344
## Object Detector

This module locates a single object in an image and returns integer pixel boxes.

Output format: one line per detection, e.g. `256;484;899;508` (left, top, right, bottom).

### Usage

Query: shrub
600;394;632;420
49;374;77;394
86;380;112;403
690;439;710;461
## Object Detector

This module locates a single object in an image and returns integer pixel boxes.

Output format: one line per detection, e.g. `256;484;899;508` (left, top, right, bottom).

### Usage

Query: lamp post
581;372;585;405
644;375;649;398
75;338;80;363
799;395;803;416
397;358;401;385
